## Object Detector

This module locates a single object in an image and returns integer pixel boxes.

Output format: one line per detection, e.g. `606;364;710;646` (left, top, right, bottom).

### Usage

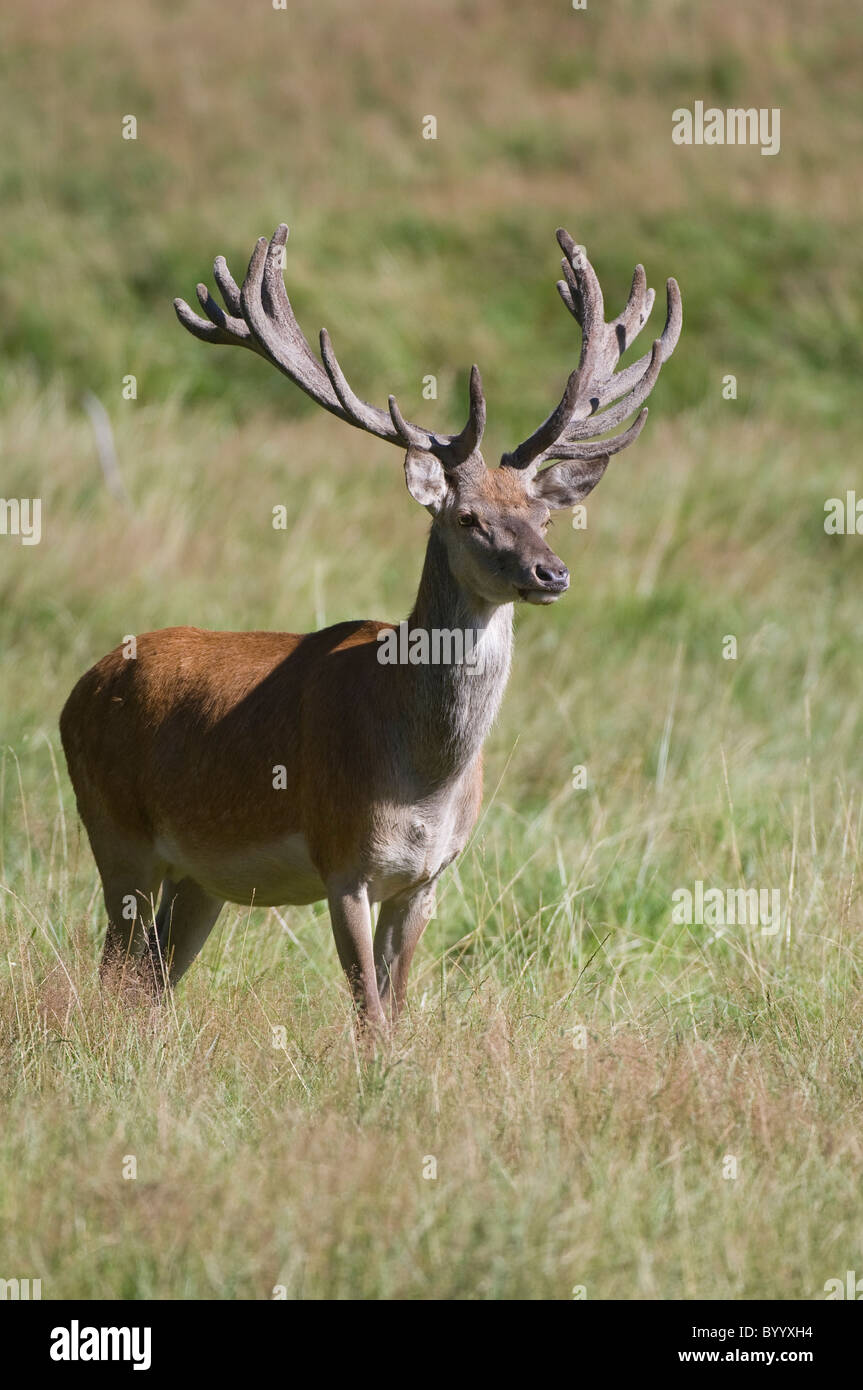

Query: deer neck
402;525;514;780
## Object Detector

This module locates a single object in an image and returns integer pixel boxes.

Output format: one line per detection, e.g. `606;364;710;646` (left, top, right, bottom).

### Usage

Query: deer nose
533;560;569;590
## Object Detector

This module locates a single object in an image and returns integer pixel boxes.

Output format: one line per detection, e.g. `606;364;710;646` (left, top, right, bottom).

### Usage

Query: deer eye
458;512;479;528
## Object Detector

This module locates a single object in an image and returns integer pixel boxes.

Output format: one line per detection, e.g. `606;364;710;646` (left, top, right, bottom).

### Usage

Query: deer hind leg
150;877;224;987
88;831;165;986
373;884;436;1021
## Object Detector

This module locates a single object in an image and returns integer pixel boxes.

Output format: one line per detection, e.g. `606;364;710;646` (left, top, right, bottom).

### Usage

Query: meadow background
1;0;862;1299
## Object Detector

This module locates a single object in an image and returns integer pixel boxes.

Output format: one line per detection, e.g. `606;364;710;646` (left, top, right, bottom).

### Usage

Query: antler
174;223;485;469
501;229;682;477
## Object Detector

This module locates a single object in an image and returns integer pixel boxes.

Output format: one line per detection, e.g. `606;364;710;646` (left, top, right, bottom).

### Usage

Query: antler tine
260;226;338;391
213;257;243;317
562;337;663;443
173;292;236;346
587;276;681;411
320;327;428;446
238;231;343;414
610;263;654;351
557;264;656;367
387;392;429;447
388;363;487;469
500;369;580;471
194;282;266;353
444;364;486;466
173;272;261;349
542;406;649;462
501;230;682;475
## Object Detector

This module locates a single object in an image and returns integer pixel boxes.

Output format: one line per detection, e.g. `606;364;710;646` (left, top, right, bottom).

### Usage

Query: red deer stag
60;224;681;1029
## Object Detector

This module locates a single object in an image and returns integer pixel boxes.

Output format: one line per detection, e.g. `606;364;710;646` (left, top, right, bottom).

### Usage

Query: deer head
174;224;682;611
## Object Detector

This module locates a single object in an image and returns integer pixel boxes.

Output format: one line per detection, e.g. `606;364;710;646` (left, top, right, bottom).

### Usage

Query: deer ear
530;456;609;509
404;447;448;513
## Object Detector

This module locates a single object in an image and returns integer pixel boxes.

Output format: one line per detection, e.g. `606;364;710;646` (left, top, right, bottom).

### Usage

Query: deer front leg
373;884;436;1022
327;879;387;1032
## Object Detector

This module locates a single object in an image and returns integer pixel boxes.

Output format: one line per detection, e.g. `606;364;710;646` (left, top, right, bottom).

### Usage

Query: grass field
1;0;862;1299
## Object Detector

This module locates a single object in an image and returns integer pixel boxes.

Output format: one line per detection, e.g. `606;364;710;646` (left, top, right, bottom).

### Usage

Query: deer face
404;446;610;608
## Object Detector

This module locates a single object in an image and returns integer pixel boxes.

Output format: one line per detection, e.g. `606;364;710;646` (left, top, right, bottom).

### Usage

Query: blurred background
2;0;863;1300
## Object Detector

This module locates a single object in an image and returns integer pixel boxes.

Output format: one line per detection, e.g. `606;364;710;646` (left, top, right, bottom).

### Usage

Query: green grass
1;0;863;1300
